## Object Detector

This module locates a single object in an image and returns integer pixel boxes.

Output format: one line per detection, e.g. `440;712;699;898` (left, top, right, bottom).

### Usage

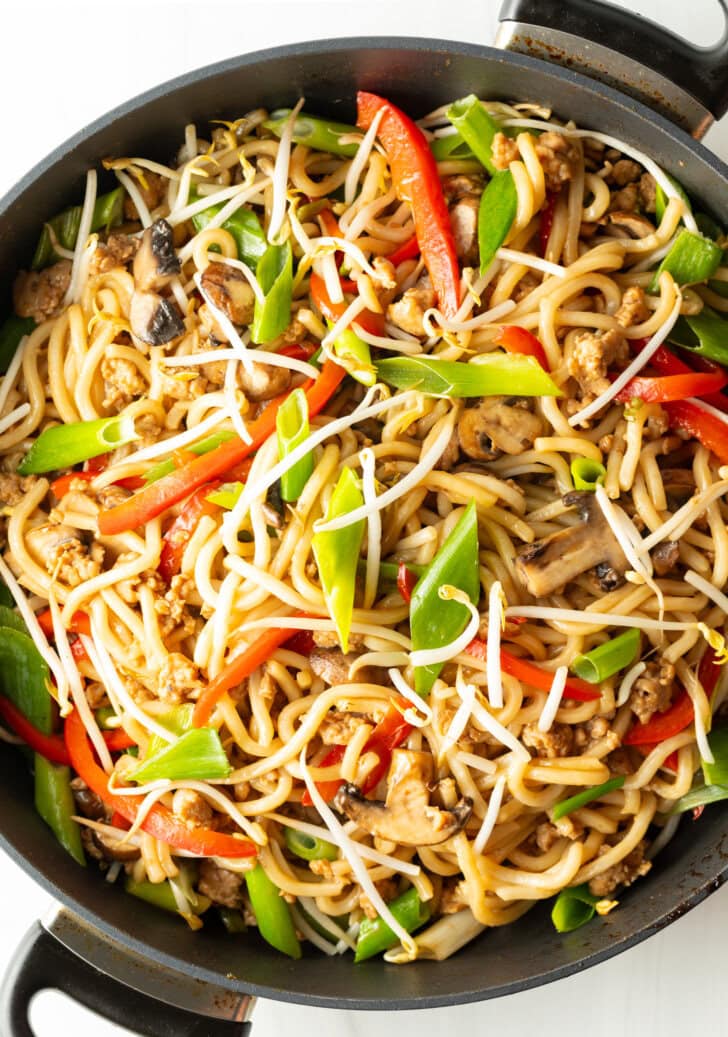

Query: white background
2;2;728;1034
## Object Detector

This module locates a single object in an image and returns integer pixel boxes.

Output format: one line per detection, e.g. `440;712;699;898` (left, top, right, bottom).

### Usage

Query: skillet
2;1;728;1032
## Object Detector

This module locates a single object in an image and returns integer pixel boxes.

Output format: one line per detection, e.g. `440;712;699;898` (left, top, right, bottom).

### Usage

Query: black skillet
2;2;728;1033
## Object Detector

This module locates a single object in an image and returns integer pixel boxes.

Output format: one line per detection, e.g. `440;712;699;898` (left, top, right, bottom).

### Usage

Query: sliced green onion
570;457;606;492
17;413;138;475
0;316;35;375
655;174;691;226
311;466;365;653
376;354;560;398
190;192;267;270
552;776;625;821
702;726;728;786
143;430;237;483
276;388;314;503
410;499;480;696
264;109;360;158
570;629;640;684
377;560;426;582
445;95;501;175
331;326;376;387
669;782;728;814
430;132;476;161
206;482;244;510
32;187;125;270
284;826;338;862
478;169;518;273
354;888;431;962
551;884;601;933
667;308;728;367
648;229;723;291
252;241;293;345
129;727;230;784
125;872;211;917
245;863;302;959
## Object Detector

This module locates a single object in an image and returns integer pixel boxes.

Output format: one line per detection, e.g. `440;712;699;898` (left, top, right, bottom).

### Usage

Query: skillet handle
496;0;728;137
1;923;253;1037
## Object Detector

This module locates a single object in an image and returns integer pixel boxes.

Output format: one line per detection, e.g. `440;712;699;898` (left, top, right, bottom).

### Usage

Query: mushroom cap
133;218;180;292
130;291;185;346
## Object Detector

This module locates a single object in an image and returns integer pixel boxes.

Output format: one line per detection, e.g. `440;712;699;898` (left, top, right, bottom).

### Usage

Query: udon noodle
1;92;727;962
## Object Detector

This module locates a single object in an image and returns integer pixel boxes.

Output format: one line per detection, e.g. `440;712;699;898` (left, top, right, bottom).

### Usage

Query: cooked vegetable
277;388;314;502
570;457;606;491
375;354;560;398
445;95;500;175
670;783;728;814
245;863;302;959
478;170;518;272
624;648;720;746
354;887;431;962
18;413;138;475
667;309;728;368
552;776;626;820
284;826;338;862
205;482;244;510
616;370;728;404
702;726;728;786
331;326;376;387
495;325;550;372
551;885;602;933
34;757;86;866
663;399;728;465
251;241;293;344
264;109;361;158
649;229;723;290
430;132;475;161
410;500;480;695
32;187;124;270
143;431;237;483
158;484;221;582
466;640;600;702
0;315;35;374
312;466;365;653
571;629;640;683
191;195;267;269
129;727;231;783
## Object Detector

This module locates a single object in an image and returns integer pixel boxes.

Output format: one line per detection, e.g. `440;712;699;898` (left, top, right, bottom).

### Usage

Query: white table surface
2;1;728;1034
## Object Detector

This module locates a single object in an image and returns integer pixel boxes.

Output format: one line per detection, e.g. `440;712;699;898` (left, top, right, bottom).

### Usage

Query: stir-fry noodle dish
3;90;728;962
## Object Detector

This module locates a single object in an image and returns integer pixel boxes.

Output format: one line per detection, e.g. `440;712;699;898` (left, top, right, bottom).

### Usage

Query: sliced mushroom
516;490;628;597
605;210;655;239
130;290;185;346
91;829;140;862
334;749;472;847
200;261;255;326
652;540;680;577
458;396;543;461
133;218;180;292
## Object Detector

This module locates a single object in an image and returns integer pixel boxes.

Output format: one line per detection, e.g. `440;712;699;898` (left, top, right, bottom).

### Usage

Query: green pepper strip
252;241;293;344
570;629;640;684
245;863;302;959
410;500;480;696
0;316;35;375
376;354;560;398
702;726;728;786
190;191;267;269
551;884;601;933
478;169;518;273
18;413;138;476
276;388;314;503
312;466;366;653
284;825;338;862
143;430;237;484
34;757;86;866
354;888;431;962
130;727;230;784
649;229;723;291
264;109;361;158
445;95;501;175
125;874;211;916
32;187;125;270
0;624;86;864
570;457;606;491
552;776;625;821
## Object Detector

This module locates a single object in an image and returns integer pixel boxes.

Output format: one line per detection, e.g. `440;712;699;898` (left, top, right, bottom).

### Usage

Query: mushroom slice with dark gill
458;396;543;461
130;291;185;346
334;749;472;847
133;218;181;292
200;261;255;326
516;490;628;597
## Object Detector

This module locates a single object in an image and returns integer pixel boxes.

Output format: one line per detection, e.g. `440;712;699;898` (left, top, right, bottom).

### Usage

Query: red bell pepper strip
0;696;135;763
285;630;315;656
301;698;413;806
278;343;317;362
309;272;385;338
494;326;550;372
616;371;728;404
157;483;221;583
397;561;418;604
630;339;728;413
193;620;307;727
98;359;346;536
663;399;728;464
64;708;256;858
37;608;91;639
357;91;460;319
387;234;420;267
51;471;94;498
465;639;600;702
624;647;721;745
540;190;558;257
